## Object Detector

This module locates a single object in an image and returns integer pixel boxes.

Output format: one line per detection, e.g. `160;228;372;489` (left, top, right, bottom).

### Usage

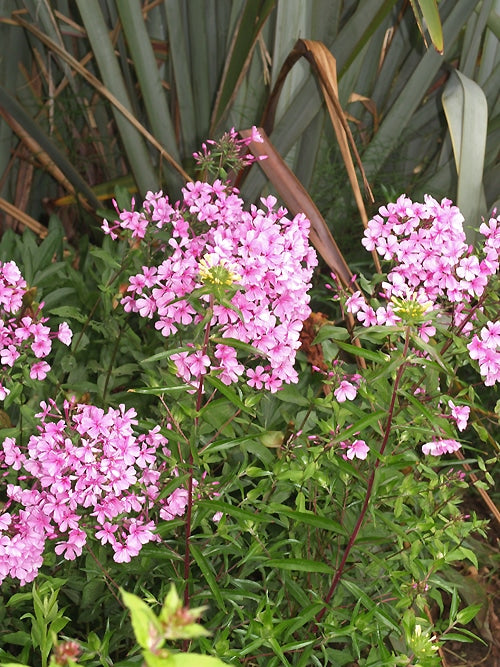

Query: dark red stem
315;327;411;625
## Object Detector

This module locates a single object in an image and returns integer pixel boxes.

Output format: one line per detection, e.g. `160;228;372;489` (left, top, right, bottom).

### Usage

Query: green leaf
130;385;191;395
413;0;444;53
121;589;162;651
442;69;488;238
311;325;350;345
209;336;266;357
164;655;228;667
455;603;483;626
362;0;477;182
75;0;159;194
267;558;333;574
116;1;183;194
210;0;277;132
331;410;385;443
334;339;390;363
267;504;346;536
197;499;273;525
48;306;89;323
203;375;253;414
189;544;227;613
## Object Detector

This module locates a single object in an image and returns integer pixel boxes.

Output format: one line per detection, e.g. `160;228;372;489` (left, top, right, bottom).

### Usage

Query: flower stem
314;326;411;626
183;296;213;609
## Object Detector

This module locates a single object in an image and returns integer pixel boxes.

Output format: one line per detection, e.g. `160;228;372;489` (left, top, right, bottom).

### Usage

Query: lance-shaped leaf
410;0;444;54
362;0;478;182
74;0;159;195
116;1;184;195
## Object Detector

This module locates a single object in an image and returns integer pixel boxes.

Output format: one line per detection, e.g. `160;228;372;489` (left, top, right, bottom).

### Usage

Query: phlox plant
0;128;498;667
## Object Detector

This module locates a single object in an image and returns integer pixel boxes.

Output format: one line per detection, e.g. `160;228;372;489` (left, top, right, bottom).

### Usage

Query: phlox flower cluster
346;196;500;385
0;400;198;585
467;320;500;386
102;181;317;393
0;261;72;398
421;438;461;456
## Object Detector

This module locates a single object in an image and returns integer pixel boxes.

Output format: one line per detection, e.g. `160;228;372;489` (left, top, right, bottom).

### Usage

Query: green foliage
0;192;496;665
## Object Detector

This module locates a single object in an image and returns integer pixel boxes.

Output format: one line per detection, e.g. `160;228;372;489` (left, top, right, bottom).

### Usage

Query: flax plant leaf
442;69;488;239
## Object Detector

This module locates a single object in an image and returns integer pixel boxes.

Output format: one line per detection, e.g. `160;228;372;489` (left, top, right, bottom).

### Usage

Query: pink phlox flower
95;521;118;546
101;219;119;239
246;365;269;390
54;528;86;560
334;380;357;403
2;437;25;470
57;322;73;346
214;344;244;385
30;360;51;380
346;439;369;460
185;350;211;379
418;321;436;343
1;344;19;367
357;304;377;327
422;438;461;456
112;540;135;563
160;486;189;521
448;400;470;432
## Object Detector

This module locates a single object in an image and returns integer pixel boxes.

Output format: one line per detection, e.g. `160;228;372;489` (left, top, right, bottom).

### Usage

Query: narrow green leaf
362;0;477;182
331;410;385;443
267;558;333;574
116;1;184;194
163;0;198;154
198;499;272;524
267;504;346;535
167;655;232;667
129;385;189;395
203;375;252;413
211;0;277;132
335;339;390;363
455;603;483;626
189;543;227;613
415;0;444;53
121;589;162;651
210;336;266;357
